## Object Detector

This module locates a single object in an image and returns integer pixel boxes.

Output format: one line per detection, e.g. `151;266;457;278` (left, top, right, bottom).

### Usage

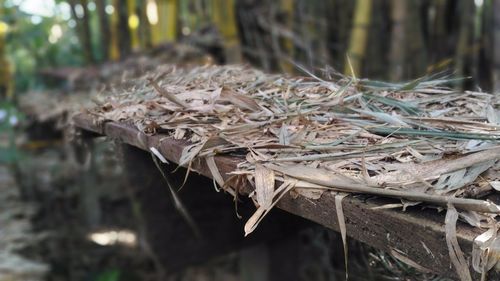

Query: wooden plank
73;112;496;279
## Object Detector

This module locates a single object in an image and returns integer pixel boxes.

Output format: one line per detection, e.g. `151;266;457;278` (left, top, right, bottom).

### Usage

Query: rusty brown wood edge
73;112;494;279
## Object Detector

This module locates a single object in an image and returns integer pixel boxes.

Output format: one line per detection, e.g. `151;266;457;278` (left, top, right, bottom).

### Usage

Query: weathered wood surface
73;112;497;279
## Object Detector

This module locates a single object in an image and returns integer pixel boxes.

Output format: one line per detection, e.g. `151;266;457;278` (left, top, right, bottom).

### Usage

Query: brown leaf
220;87;261;111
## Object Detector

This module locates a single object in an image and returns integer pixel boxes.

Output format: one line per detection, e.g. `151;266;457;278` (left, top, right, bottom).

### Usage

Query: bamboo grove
3;0;500;94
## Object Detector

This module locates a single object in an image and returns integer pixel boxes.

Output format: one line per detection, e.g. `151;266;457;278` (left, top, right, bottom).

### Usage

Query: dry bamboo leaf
278;123;290;145
389;248;432;273
254;164;275;209
294;188;323;200
434;161;495;192
374;148;500;187
148;78;189;108
335;192;349;280
472;228;499;278
421;241;435;259
179;140;207;167
220;87;260;111
486;105;500;125
206;156;225;190
150;147;168;163
489;181;500;192
244;207;265;236
244;179;297;236
88;63;500;239
445;204;472;281
370;203;405;210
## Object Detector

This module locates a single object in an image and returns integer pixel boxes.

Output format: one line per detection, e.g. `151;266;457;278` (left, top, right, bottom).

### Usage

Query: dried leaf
244;179;296;236
335;192;349;280
254;164;275;209
220;87;260;111
244;207;265;236
179;140;207;167
489;181;500;192
206;156;225;191
389;248;432;273
445;204;472;281
294;188;323;200
150;147;168;163
472;228;499;277
148;78;189;108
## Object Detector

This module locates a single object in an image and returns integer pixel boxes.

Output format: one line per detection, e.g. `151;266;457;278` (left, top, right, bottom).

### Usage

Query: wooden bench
73;112;499;280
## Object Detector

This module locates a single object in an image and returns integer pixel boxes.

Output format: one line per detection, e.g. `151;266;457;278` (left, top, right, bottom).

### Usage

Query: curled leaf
445;204;472;281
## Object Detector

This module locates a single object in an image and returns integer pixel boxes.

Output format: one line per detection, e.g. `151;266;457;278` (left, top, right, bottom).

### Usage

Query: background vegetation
1;1;500;280
2;0;500;94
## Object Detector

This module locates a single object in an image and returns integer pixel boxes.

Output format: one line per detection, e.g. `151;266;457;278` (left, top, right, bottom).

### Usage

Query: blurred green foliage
0;100;23;164
2;1;85;92
95;269;121;281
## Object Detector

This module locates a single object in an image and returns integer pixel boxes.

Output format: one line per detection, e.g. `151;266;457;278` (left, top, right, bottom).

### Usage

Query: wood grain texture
73;112;497;279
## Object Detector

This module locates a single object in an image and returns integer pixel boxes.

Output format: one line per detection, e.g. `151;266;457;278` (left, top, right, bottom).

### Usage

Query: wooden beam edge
72;112;492;279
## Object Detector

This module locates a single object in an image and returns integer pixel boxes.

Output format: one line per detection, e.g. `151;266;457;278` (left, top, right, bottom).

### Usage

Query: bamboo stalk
137;0;151;48
406;0;426;78
493;0;500;92
344;0;372;77
157;0;166;42
0;6;11;100
389;0;406;81
455;0;475;89
165;0;178;42
212;0;242;63
147;0;162;46
471;0;484;85
280;0;294;73
426;0;448;72
109;0;120;60
127;0;141;50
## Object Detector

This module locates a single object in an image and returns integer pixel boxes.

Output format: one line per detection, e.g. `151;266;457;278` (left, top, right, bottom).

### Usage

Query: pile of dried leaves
88;64;500;280
20;43;211;128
